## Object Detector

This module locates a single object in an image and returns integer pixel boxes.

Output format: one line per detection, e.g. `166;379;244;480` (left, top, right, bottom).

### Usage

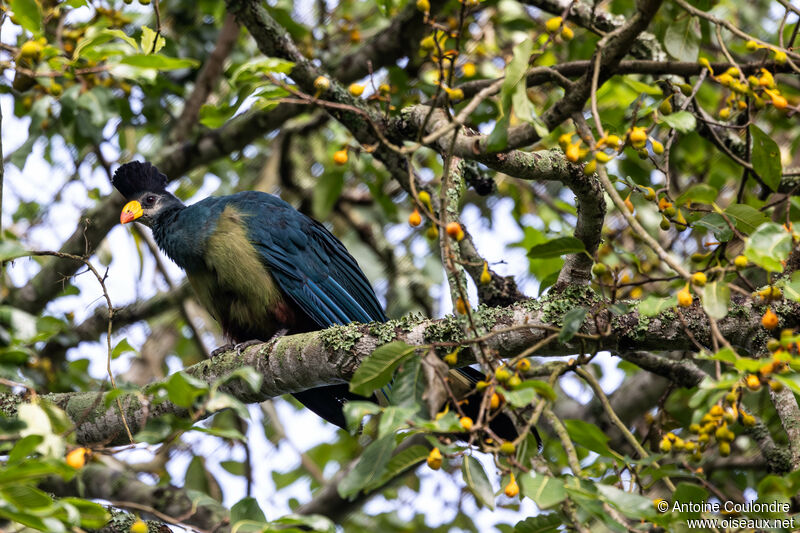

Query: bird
112;160;538;446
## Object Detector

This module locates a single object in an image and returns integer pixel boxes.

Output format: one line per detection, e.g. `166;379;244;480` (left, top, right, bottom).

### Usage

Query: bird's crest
112;161;168;200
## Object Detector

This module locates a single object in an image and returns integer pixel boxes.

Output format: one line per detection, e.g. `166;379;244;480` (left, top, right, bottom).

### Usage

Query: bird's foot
234;339;264;356
210;343;234;357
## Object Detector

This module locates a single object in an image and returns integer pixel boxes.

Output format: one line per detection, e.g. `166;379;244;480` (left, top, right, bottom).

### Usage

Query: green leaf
342;401;382;433
9;0;43;35
8;435;44;464
676;183;718;206
782;272;800;302
503;386;537;408
313;171;345;219
349;341;416;396
597;484;658;519
664;17;700;61
672;482;709;517
519;473;567;508
111;338;136;359
0;240;28;261
101;29;139;52
231;497;267;524
638;295;677;317
461;455;495;509
486;115;510;152
214;366;262;394
744;222;792;273
0;484;53;510
724;204;769;235
389;356;425;409
338;434;396;499
751;125;782;192
374;445;429;486
377;406;415;438
623;78;663;96
564;419;614;458
120;54;199;70
514;514;563;533
527;236;586;259
558;307;587;342
60;498;110;529
694;213;733;241
701;280;730;319
199;102;239;129
659;111;696;133
140;26;165;54
166;372;209;408
220;460;247;476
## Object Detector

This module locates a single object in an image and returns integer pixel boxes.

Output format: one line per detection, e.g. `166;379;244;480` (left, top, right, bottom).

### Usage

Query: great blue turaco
113;160;538;445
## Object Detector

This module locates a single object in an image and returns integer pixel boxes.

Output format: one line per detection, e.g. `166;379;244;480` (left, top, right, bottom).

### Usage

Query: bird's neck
150;203;204;271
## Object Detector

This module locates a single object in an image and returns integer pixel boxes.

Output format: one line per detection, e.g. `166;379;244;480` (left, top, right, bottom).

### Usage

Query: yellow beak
120;200;143;224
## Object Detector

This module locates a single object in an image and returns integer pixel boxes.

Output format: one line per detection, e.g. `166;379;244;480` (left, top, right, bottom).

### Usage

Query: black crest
112;161;168;200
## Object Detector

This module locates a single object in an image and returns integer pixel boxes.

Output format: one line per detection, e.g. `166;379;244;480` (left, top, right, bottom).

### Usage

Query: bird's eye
145;195;156;205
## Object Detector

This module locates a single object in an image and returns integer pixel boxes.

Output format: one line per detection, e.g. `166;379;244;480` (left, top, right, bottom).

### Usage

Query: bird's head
112;161;182;227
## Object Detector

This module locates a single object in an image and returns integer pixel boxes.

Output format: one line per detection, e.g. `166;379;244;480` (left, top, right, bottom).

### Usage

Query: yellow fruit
416;0;430;11
660;216;671;231
455;297;468;314
499;441;516;455
774;50;787;65
766;338;781;352
19;40;43;60
659;438;672;453
594;151;613;163
741;412;756;427
623;194;634;213
504;473;519;497
565;143;580;163
746;40;759;51
629;127;647;146
348;83;364;96
444;350;458;365
409;209;422;227
691;272;707;287
495;368;510;382
765;89;788;110
709;405;724;417
677;284;693;307
490;392;501;409
719;107;731;120
462;62;476;78
475;380;489;391
480;261;491;284
545;17;563;33
558;132;572;148
591;262;607;276
66;447;89;469
642;186;656;200
560;26;574;40
770;379;784;392
583;159;596;175
138;0;151;5
130;520;148;533
427;447;443;470
426;225;438;240
746;374;761;391
333;149;348;165
719;441;731;456
762;308;779;330
507;375;522;389
379;83;391;94
420;35;436;51
314;76;330;92
659;99;673;115
651;140;664;155
460;416;474;431
734;255;748;269
445;222;463;240
349;29;361;43
418;191;431;206
516;359;531;372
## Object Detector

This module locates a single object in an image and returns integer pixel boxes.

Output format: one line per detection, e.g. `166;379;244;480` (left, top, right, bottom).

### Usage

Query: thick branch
3;291;797;447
